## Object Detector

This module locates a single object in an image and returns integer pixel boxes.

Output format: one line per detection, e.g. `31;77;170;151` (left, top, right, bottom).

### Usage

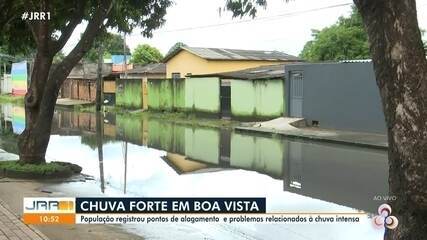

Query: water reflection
0;104;389;239
95;111;105;193
0;105;389;214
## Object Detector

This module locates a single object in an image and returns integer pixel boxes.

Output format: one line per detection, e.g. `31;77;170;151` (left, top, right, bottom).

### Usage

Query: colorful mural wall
0;104;25;134
12;106;26;134
11;61;28;96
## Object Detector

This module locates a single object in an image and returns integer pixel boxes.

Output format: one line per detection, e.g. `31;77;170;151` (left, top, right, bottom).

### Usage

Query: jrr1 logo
24;198;75;213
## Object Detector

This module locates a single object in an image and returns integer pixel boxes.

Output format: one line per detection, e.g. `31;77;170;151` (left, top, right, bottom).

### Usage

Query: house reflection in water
6;107;388;214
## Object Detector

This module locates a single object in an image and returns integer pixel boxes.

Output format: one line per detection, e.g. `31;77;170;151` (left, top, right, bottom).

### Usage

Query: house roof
67;63;113;80
189;64;286;80
339;59;372;63
126;63;166;74
163;46;301;62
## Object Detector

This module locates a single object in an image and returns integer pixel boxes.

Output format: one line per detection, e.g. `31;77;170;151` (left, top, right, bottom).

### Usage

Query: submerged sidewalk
235;117;388;149
0;200;49;240
0;150;18;161
56;98;92;107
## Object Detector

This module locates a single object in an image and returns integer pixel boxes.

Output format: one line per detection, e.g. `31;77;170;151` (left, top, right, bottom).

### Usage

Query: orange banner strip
23;213;75;224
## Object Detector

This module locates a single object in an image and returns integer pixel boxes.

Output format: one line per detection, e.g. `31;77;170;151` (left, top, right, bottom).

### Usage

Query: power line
129;2;353;36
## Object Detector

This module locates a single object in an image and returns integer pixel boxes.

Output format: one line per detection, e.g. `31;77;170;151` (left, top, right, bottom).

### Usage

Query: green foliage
422;30;427;53
0;0;173;58
166;42;187;56
0;160;81;178
53;51;65;63
300;7;370;61
131;44;163;64
84;32;130;63
225;0;267;18
0;161;67;174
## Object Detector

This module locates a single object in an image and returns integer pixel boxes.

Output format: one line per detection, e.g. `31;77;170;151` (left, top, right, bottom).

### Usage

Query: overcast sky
63;0;427;57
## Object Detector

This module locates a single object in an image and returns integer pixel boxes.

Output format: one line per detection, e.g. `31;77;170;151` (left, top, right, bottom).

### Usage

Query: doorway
290;71;303;117
220;79;231;119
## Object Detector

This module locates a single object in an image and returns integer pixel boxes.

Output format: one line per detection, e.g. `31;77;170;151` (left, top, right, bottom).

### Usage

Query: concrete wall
174;78;186;111
147;78;185;111
230;79;284;120
147;76;283;119
185;77;220;115
116;78;142;109
148;79;173;111
166;50;287;78
285;62;386;134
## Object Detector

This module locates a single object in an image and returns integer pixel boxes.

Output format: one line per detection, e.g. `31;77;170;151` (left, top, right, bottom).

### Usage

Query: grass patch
73;105;129;114
132;111;239;129
0;94;24;104
0;161;82;179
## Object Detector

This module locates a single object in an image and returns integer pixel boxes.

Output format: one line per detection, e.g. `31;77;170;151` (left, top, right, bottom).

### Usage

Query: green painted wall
148;79;185;111
184;127;219;164
116;79;143;109
230;133;285;178
148;79;173;111
230;79;284;119
174;79;186;111
185;77;220;114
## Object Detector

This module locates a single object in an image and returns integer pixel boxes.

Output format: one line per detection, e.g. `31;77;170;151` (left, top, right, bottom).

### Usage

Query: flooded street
0;103;388;240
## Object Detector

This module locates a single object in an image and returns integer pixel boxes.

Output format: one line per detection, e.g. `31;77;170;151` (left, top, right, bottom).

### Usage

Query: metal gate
220;79;231;119
0;74;12;94
290;71;303;117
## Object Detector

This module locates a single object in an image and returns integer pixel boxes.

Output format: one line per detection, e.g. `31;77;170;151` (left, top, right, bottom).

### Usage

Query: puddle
0;104;388;240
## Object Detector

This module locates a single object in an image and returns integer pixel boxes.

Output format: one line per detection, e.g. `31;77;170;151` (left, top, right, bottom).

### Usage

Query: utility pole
96;110;105;193
96;44;103;112
123;33;127;79
123;141;128;194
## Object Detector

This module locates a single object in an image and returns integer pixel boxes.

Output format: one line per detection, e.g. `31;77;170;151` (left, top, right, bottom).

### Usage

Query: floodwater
0;103;389;240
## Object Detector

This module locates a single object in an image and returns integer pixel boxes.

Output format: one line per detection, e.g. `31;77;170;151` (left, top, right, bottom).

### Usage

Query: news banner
22;197;366;225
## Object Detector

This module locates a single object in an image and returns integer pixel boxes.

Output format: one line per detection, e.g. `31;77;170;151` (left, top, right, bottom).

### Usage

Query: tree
0;0;172;164
131;44;163;65
53;51;65;63
226;0;427;239
300;7;370;61
84;32;130;63
165;42;187;56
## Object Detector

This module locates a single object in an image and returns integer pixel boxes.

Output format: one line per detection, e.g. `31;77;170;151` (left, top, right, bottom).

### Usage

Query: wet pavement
0;104;389;240
236;118;388;149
